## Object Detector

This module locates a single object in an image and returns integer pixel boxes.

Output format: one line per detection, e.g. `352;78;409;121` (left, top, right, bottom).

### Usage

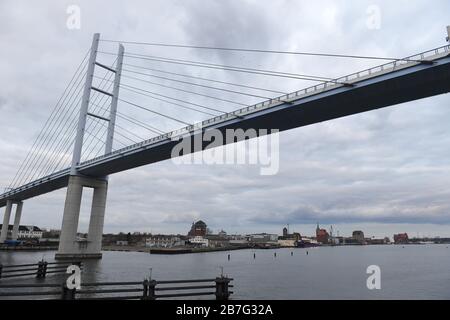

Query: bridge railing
0;277;233;300
1;168;70;200
0;260;82;280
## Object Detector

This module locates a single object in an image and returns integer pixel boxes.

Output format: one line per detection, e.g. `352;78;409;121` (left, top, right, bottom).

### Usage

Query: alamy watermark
366;265;381;290
366;5;382;30
66;5;81;30
170;127;280;176
66;264;81;290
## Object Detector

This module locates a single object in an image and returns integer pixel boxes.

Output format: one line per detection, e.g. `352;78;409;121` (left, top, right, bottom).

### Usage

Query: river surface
1;245;450;299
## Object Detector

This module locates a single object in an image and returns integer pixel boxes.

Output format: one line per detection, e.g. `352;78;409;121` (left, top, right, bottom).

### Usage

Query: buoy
253;253;256;259
306;251;309;255
274;252;277;258
291;251;293;256
227;254;230;261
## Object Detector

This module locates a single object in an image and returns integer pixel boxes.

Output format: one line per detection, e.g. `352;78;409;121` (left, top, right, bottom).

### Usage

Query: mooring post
42;261;48;278
215;277;230;301
142;279;149;300
36;260;44;278
148;280;156;300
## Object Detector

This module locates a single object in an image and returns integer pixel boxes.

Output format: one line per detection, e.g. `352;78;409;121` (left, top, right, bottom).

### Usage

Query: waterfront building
247;233;278;243
316;224;329;244
367;237;390;245
145;235;184;248
188;236;209;247
394;233;409;244
0;224;43;239
278;226;302;246
205;232;229;248
228;235;249;246
42;229;61;239
352;231;366;244
188;220;207;237
218;230;227;238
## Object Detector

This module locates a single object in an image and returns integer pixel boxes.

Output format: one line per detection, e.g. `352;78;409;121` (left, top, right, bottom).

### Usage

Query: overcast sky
1;0;450;239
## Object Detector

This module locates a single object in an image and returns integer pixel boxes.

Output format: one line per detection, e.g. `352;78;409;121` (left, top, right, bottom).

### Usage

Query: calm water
1;245;450;299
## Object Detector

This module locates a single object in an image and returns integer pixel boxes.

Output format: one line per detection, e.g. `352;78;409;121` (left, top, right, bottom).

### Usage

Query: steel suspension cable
43;59;117;176
95;76;219;117
123;63;287;94
120;83;229;116
98;51;341;83
121;77;249;107
90;101;164;135
14;62;89;187
118;98;192;126
9;50;90;189
99;39;420;62
122;69;273;99
20;74;87;185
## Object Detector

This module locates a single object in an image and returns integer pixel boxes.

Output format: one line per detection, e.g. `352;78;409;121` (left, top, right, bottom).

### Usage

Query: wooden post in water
142;279;156;300
142;279;148;299
36;260;48;278
148;280;156;300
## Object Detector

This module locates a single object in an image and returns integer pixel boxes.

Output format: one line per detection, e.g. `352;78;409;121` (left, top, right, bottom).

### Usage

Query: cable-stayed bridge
1;31;450;259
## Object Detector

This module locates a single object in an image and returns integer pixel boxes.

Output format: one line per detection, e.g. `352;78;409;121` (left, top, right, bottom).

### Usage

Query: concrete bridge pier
0;200;13;242
55;175;108;260
11;201;23;241
1;200;23;242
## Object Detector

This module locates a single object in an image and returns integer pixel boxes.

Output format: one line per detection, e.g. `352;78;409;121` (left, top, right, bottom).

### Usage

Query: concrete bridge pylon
55;33;124;260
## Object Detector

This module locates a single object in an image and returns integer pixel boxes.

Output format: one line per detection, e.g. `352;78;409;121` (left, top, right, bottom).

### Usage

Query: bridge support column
11;201;23;241
86;181;108;255
55;175;108;260
0;200;13;243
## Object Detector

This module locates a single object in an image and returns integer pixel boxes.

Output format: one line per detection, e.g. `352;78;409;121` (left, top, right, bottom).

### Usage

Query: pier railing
0;277;233;300
0;260;82;280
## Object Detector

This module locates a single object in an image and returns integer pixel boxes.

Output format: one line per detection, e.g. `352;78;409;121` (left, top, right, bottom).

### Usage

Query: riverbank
0;245;58;251
102;245;250;254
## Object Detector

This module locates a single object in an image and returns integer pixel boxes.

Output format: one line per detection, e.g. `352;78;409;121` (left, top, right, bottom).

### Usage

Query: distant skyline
1;1;450;237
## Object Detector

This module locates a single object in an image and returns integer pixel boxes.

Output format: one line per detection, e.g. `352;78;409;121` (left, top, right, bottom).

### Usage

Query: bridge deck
1;46;450;207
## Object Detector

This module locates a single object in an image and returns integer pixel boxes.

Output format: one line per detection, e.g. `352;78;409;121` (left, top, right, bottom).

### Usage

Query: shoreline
102;245;252;254
2;243;446;254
